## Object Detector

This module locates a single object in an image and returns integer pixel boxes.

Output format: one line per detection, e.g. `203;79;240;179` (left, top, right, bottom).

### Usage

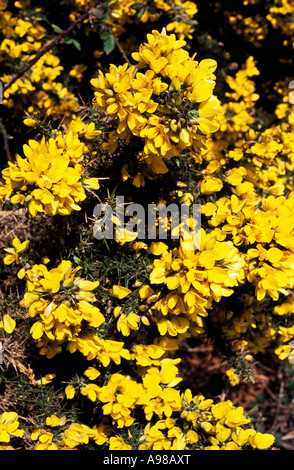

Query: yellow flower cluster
219;56;260;139
140;390;275;450
69;0;197;41
188;56;261;190
88;360;182;428
0;130;99;216
58;360;274;450
228;12;268;47
92;29;222;178
266;0;294;48
203;194;294;299
30;416;112;449
19;259;132;366
20;260;104;356
199;190;294;361
219;0;294;51
0;1;79;117
140;230;245;343
30;367;274;450
0;3;46;60
0;398;274;450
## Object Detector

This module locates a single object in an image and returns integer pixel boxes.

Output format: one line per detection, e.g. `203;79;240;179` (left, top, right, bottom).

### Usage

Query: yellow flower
30;321;44;340
133;344;165;367
201;176;223;195
224;407;251;428
214;422;231;442
148;241;169;256
81;383;100;402
83;366;101;380
3;238;30;265
0;412;24;444
60;423;94;449
249;432;275;450
23;117;38;127
109;436;132;450
69;64;87;82
34;431;59;450
109;285;132;299
232;427;256;446
36;373;56;385
117;313;140;336
65;385;76;399
46;414;62;427
185;429;199;445
211;401;250;427
82;177;100;190
225;368;240;386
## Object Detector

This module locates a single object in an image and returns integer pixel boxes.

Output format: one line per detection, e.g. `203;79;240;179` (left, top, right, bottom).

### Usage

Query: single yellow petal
3;314;16;334
30;321;43;340
36;373;56;385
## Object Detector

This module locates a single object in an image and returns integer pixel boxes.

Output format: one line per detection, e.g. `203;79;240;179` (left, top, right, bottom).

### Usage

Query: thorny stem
3;0;100;93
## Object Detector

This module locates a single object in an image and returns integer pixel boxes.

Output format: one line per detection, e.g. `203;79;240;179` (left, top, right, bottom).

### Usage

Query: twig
0;118;12;162
269;365;285;433
113;34;133;66
220;380;230;402
3;0;100;93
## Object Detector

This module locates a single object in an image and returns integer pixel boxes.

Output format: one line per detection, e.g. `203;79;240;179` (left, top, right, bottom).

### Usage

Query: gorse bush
0;0;293;451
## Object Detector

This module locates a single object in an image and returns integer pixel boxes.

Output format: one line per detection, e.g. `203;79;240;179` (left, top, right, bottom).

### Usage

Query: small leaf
101;31;115;55
136;8;147;19
72;39;81;51
52;24;63;34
